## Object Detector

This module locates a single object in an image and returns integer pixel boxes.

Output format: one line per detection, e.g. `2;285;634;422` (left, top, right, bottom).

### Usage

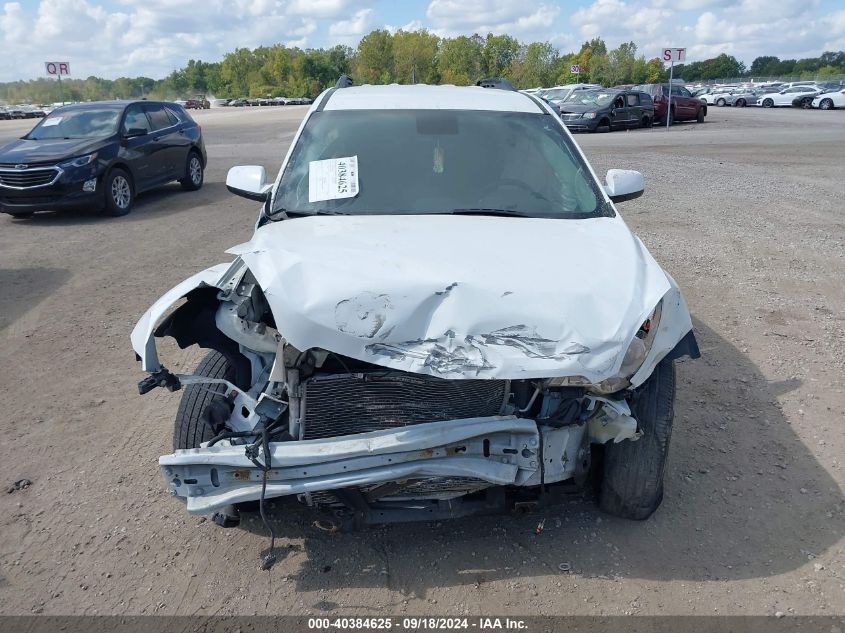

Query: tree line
1;30;844;104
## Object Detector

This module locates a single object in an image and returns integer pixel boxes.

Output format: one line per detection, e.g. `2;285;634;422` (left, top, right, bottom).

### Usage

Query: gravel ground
0;104;844;617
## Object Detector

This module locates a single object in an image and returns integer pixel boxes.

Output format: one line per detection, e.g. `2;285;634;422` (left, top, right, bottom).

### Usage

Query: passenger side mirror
226;165;272;202
123;128;147;138
604;169;645;203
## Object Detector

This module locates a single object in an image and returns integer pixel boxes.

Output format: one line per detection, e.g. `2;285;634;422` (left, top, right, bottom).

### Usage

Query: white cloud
426;0;561;39
289;0;355;19
328;7;372;44
1;0;844;82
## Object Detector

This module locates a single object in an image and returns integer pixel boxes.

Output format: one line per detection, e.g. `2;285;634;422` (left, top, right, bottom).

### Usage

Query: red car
632;84;706;125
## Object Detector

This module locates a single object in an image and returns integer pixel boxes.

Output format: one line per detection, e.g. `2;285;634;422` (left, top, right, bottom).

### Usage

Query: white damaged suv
132;78;699;531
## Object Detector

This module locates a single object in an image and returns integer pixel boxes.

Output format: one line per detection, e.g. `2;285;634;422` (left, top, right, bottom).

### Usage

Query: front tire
819;98;834;110
696;108;705;123
180;151;204;191
598;357;676;520
716;98;726;107
173;350;236;450
762;98;774;108
736;98;746;107
640;115;651;128
103;168;134;216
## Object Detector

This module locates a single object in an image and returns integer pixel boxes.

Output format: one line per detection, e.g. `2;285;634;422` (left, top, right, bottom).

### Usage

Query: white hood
228;214;671;382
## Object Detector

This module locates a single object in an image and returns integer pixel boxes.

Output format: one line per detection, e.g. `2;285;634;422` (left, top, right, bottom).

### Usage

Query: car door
625;92;642;127
120;103;156;190
775;88;796;105
609;94;629;129
675;85;696;118
143;103;182;181
163;104;194;175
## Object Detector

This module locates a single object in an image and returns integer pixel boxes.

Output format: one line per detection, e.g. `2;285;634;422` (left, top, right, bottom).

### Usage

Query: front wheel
180;151;204;191
736;99;746;107
820;98;834;110
640;115;651;128
716;98;726;107
597;357;676;520
103;168;134;216
696;108;705;123
762;98;774;108
174;350;235;450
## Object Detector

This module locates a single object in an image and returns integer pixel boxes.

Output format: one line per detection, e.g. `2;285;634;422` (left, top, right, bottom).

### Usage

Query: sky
1;0;844;81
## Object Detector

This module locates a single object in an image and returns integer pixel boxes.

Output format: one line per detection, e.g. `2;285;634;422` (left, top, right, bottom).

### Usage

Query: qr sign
45;62;71;76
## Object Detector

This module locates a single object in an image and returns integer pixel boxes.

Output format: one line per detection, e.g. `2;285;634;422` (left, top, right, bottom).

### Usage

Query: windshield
271;109;607;220
25;107;122;140
542;88;571;100
564;91;616;106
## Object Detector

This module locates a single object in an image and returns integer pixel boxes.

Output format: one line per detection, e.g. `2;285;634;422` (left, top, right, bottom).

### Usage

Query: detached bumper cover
161;416;567;514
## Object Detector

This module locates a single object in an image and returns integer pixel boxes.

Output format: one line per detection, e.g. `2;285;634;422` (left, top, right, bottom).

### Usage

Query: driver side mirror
604;169;644;203
226;165;272;202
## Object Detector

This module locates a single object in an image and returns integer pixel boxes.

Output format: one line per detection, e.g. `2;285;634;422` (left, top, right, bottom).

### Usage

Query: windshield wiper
448;208;532;217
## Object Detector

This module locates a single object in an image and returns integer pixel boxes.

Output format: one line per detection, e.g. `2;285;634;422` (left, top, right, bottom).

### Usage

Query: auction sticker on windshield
42;117;62;126
309;156;359;203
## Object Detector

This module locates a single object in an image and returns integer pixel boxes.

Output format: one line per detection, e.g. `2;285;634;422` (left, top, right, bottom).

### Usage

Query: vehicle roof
52;100;176;111
322;84;543;113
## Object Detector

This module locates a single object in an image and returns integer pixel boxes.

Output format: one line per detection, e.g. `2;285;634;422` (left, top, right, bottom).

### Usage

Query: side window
122;104;151;135
144;104;172;131
614;96;625;109
626;93;639;107
640;93;653;106
164;106;182;125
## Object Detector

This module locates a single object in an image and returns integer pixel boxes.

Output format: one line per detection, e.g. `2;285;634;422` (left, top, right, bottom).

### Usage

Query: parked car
791;88;825;108
228;99;248;107
631;83;706;124
184;98;210;110
757;86;822;107
132;80;699;535
700;87;739;106
540;84;603;106
6;106;27;119
724;88;762;107
0;100;206;218
0;107;9;120
811;88;845;110
559;89;654;132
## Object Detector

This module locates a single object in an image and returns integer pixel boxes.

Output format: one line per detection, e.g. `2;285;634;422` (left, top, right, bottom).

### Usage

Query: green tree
355;30;395;84
511;42;559;88
437;35;484;84
393;29;440;83
482;33;520;76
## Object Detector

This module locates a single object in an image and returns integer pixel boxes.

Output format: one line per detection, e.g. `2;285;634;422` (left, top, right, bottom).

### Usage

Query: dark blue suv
0;100;206;218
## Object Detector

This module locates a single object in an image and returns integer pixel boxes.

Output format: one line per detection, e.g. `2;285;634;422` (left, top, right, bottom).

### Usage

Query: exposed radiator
302;372;508;440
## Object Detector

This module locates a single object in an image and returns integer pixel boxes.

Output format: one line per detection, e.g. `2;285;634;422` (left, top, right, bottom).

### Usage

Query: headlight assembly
59;153;98;169
582;112;597;119
544;301;663;394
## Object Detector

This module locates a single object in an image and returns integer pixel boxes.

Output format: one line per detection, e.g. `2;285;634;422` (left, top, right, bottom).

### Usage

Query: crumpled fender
130;263;231;372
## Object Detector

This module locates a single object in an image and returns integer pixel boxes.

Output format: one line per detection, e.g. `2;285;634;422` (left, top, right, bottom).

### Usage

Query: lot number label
309;156;359;203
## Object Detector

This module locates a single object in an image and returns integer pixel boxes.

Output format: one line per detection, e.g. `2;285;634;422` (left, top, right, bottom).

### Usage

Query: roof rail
335;75;354;88
476;77;517;91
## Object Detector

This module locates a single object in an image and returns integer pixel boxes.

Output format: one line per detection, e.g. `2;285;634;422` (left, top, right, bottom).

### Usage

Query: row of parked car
524;82;707;132
692;80;845;109
0;104;48;119
222;96;314;107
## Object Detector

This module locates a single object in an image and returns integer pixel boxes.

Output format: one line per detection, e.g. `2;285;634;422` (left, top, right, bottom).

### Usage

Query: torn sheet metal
160;415;539;514
130;263;232;371
227;214;672;382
